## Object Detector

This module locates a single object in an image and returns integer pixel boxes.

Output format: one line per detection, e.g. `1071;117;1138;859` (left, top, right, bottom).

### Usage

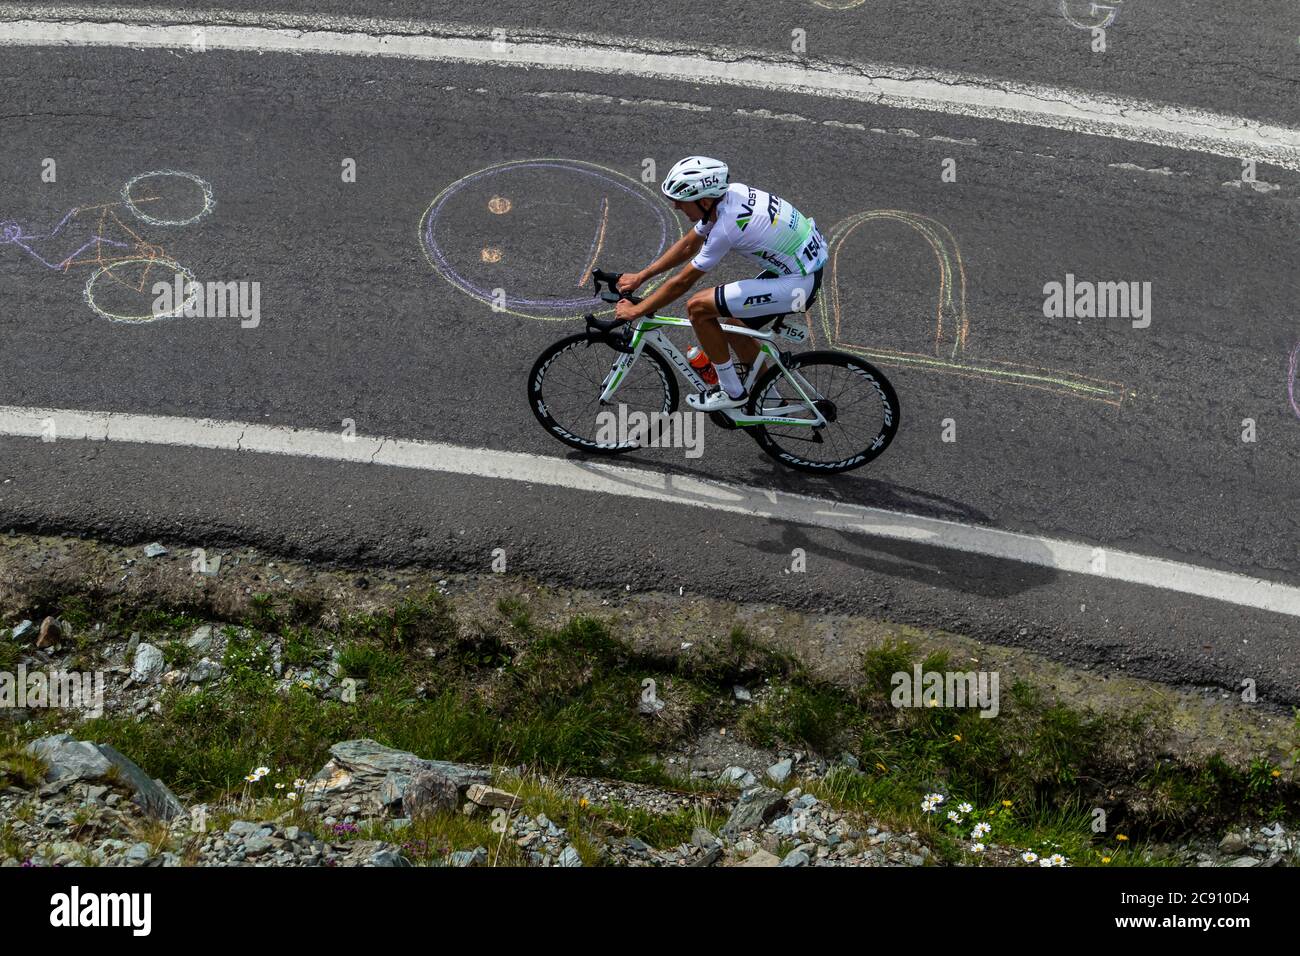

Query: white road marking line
2;404;1299;618
0;12;1298;171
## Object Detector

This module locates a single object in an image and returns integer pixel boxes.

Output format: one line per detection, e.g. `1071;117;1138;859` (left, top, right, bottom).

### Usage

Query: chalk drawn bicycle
528;269;900;474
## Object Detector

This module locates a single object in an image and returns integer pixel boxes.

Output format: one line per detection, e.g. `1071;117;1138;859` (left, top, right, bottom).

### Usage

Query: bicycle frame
597;314;828;428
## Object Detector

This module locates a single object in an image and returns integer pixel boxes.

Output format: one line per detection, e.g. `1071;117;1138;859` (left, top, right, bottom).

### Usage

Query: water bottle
687;346;719;386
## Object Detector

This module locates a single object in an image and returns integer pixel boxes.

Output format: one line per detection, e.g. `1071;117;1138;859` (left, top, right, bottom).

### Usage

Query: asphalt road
0;8;1298;704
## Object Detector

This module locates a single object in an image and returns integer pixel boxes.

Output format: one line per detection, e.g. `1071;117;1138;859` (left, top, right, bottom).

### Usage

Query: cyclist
614;156;828;410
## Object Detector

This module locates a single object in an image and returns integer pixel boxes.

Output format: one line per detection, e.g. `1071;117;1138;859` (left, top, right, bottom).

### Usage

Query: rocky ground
2;534;1299;867
6;729;1298;868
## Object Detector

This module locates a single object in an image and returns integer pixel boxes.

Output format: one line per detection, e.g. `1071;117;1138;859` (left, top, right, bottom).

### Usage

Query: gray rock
780;849;810;867
188;658;223;683
1219;832;1248;854
11;619;34;640
767;758;793;783
186;626;214;654
691;846;722;867
691;827;719;849
403;770;460;819
466;784;521;809
369;848;409;867
719;766;758;788
740;848;781;867
309;740;490;813
143;543;168;558
27;734;113;782
96;743;185;820
130;643;166;684
244;835;275;856
733;686;752;702
1226;856;1260;867
770;813;800;837
227;821;270;838
125;842;152;864
557;846;583;867
450;846;488;867
838;752;861;770
721;787;787;838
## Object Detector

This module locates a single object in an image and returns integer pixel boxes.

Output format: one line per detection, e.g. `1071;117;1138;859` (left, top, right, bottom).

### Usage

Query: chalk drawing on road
1289;342;1300;420
1059;0;1123;30
1;170;213;322
813;210;1128;406
121;169;214;227
420;158;680;320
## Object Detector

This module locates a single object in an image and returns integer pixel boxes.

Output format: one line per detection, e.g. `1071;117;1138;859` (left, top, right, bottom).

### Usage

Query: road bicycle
528;269;900;474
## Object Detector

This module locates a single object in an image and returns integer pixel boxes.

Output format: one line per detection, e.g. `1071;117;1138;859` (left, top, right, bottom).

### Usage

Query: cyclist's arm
625;264;706;319
625;231;704;287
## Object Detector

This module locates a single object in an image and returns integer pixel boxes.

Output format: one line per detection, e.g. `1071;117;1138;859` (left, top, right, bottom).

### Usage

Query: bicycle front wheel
747;350;899;474
528;334;679;454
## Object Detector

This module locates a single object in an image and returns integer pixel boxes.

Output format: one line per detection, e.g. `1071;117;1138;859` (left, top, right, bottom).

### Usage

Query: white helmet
661;156;729;201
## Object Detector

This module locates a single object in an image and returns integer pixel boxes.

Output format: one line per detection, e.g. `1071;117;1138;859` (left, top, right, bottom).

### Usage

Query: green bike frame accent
598;314;827;429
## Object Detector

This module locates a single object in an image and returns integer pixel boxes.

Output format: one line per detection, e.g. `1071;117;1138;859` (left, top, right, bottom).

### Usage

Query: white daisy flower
1021;851;1038;864
969;843;986;853
972;822;991;838
1039;857;1054;867
947;810;962;823
958;802;973;814
1050;854;1067;867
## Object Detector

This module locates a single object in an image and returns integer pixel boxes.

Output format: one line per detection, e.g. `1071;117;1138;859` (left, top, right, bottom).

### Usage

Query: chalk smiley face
420;158;679;320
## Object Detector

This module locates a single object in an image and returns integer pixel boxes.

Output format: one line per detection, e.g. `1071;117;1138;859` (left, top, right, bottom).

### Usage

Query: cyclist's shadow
731;461;1056;599
576;450;1054;599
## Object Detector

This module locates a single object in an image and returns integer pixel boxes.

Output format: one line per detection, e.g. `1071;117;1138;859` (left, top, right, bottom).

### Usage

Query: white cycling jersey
690;183;827;277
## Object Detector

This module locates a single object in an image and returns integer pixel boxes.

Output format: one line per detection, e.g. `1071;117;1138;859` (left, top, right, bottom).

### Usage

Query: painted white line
0;11;1297;171
2;404;1299;618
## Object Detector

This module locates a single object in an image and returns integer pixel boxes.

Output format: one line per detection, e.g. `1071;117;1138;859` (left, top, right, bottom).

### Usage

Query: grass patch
0;733;47;789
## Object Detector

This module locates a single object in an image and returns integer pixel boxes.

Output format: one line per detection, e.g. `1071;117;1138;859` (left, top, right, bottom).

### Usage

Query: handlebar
591;268;642;306
583;268;640;353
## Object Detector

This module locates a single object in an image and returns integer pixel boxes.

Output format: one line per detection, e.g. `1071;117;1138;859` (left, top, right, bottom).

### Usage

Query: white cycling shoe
688;387;749;412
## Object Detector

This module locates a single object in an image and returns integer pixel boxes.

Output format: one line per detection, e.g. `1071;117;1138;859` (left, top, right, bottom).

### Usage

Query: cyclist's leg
713;270;818;352
684;287;738;364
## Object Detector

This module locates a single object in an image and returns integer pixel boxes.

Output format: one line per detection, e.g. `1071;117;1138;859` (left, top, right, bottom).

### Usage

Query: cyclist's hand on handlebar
614;299;641;322
617;271;644;295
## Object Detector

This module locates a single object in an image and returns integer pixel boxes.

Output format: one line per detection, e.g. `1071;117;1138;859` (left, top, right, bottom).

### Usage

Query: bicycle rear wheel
747;350;899;474
528;334;679;454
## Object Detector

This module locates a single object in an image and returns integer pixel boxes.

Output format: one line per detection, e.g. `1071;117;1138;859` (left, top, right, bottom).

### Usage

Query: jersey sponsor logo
767;193;782;225
758;250;794;275
743;292;774;306
737;188;757;231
